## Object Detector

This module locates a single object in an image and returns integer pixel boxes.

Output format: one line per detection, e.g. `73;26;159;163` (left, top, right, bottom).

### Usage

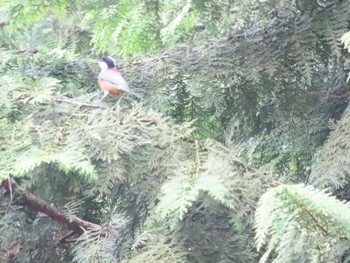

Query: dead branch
1;178;101;235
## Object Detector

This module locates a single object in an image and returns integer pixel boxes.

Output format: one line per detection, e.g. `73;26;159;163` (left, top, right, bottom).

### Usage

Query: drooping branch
1;178;101;235
19;191;101;233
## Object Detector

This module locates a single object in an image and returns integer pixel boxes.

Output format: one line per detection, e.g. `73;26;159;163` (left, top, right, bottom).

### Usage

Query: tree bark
1;178;101;235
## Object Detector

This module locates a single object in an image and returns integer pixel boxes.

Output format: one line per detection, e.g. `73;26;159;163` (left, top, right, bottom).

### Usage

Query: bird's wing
98;70;130;93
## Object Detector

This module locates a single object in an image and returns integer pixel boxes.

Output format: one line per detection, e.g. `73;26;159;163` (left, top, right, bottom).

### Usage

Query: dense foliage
1;0;350;262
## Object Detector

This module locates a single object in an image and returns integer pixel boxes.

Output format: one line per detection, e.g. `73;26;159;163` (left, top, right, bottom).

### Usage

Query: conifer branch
0;178;101;235
298;203;329;235
125;1;345;76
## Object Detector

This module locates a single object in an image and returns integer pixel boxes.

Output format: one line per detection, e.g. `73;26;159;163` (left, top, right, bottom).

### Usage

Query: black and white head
98;56;117;71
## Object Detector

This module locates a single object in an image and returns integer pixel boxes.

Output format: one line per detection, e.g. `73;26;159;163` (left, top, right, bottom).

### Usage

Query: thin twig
308;91;350;100
287;190;330;235
79;225;87;234
56;231;77;243
4;176;13;214
297;203;329;235
139;119;158;125
195;140;200;177
52;97;106;109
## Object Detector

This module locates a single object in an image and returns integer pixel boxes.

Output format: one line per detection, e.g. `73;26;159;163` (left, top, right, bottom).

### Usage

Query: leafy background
1;0;350;262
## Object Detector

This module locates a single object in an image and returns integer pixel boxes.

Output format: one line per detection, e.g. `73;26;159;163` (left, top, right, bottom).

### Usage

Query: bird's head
98;56;117;71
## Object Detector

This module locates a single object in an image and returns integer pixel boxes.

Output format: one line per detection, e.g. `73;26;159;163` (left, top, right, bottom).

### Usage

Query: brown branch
4;176;14;214
287;189;329;235
139;119;158;125
1;178;101;235
19;191;101;234
52;97;105;109
299;203;329;235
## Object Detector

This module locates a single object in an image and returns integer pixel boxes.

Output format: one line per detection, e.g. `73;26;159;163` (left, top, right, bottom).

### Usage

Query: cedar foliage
255;184;350;263
0;50;265;262
1;0;350;262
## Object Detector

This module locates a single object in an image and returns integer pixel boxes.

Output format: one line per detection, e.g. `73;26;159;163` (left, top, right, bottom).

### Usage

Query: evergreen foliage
1;0;350;262
309;105;350;189
255;184;350;263
72;214;130;262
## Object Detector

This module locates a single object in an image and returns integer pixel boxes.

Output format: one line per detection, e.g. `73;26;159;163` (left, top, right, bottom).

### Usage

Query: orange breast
98;80;124;97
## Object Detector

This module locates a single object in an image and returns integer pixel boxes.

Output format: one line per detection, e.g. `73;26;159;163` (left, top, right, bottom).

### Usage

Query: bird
96;56;130;103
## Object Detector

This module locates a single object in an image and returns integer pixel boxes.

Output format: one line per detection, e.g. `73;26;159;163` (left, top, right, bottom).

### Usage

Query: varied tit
96;56;130;102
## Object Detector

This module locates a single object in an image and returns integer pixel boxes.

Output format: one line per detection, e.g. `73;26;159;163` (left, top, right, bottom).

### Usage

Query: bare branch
1;178;101;235
52;97;106;109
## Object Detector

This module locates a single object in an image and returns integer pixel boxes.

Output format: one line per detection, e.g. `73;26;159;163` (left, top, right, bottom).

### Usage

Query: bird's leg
97;91;109;103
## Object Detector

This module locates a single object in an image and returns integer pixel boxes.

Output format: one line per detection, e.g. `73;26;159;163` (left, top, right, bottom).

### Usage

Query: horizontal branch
308;91;350;100
52;97;105;109
139;119;158;125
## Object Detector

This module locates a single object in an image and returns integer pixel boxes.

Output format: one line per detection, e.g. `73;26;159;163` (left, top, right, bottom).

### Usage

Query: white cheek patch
98;61;108;71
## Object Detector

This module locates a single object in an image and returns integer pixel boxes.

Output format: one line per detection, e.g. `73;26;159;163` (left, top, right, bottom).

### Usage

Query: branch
4;176;14;214
1;178;101;235
123;1;347;93
298;203;329;235
52;97;106;109
308;91;350;100
289;192;329;235
19;191;101;233
56;231;76;243
195;140;200;177
139;119;158;125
